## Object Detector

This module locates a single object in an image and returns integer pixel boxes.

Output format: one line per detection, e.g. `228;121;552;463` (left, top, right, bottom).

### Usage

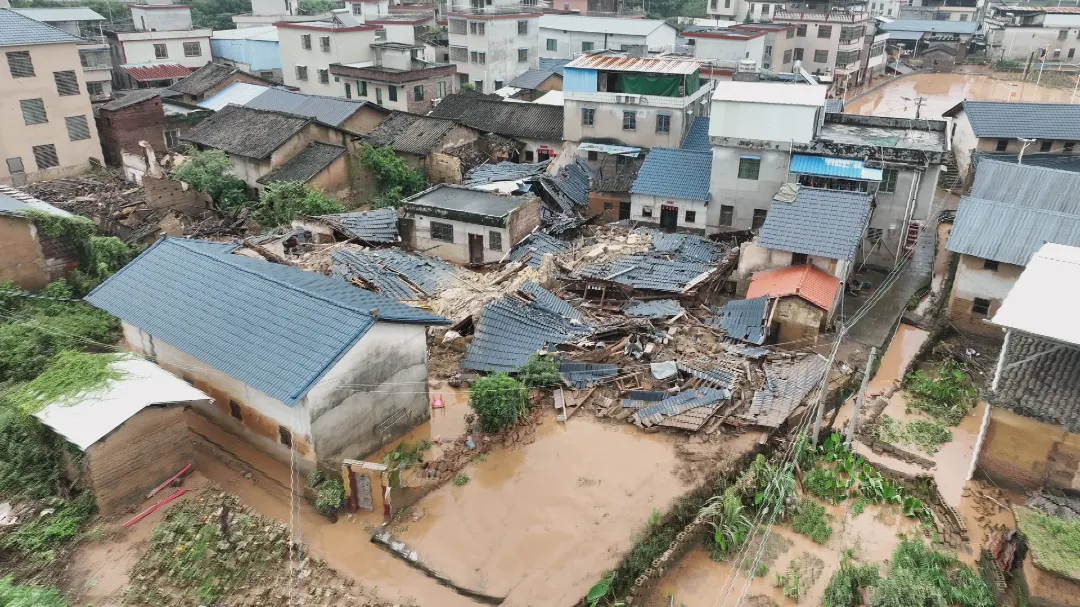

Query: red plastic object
431;393;444;409
145;463;192;500
122;488;186;528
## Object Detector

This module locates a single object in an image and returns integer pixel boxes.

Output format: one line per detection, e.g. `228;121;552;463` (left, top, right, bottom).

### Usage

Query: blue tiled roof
317;207;399;244
331;248;462;300
789;154;883;181
558;362;618;389
758;187;871;261
630;148;712;202
572;230;727;293
0;8;82;47
681;117;710;151
518;280;581;320
624;299;684;318
633;388;728;423
509;232;578;268
464;161;549;186
541;159;593;213
713;296;770;345
86;238;446;406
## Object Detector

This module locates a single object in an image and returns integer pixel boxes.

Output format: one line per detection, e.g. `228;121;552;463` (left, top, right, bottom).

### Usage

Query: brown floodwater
868;323;929;393
396;411;689;606
845;73;1077;120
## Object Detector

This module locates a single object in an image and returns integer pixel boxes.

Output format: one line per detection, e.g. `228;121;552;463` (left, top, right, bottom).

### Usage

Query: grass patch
1015;507;1080;580
773;552;825;603
452;473;470;486
904;361;976;425
0;492;95;567
823;551;880;607
0;576;69;607
875;415;952;455
792;499;833;544
870;539;993;607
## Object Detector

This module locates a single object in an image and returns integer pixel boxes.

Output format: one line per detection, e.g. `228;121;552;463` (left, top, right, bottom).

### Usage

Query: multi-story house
562;54;714;150
330;41;457;111
233;0;331;28
773;0;873;91
210;26;282;82
985;5;1080;62
898;0;980;23
685;23;799;71
537;15;677;59
1;9;103;185
446;0;540;93
105;3;212;90
560;0;645;16
12;7;115;102
705;0;784;24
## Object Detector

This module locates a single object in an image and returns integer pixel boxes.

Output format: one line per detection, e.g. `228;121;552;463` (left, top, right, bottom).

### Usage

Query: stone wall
143;175;213;216
426;152;463;185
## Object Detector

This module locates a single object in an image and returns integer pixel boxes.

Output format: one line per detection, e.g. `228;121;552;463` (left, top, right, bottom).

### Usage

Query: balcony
773;9;869;22
447;2;546;14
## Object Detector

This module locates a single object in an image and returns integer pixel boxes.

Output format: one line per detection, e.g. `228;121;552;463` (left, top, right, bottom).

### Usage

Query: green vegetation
0;576;69;607
791;498;833;544
904;361;977;425
171;148;250;210
648;0;705;19
774;564;802;602
24;212;136;290
253;181;344;228
0;492;95;566
359;145;425;209
190;0;251;29
870;539;993;607
5;351;125;414
313;476;345;515
518;355;562;389
737;454;797;521
700;487;751;556
586;571;616;607
452;473;470;486
297;0;341;13
1015;508;1080;579
382;439;431;469
468;372;529;432
823;551;880;607
875;415;952;455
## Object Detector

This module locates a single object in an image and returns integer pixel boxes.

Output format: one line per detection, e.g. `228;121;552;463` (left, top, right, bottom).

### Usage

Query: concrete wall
563;97;695;149
537;26;676;59
771;16;871;81
946;253;1021;337
629;193;708;234
113;34;212;69
710;99;819;144
0;216;79;290
408;214;512;264
733;238;840;282
978;406;1080;492
448;15;539;93
691;34;767;63
278;26;378;96
951;107;1080;181
85;404;196;515
304;322;430;463
95;96;165;166
210;38;282;73
992;26;1080;62
131;5;193;32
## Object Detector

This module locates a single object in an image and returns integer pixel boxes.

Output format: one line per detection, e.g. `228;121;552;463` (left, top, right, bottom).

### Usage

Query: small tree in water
468;372;529;432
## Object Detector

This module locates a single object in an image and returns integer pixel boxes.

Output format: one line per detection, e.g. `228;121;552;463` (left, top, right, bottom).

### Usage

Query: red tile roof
746;264;841;312
121;62;193;83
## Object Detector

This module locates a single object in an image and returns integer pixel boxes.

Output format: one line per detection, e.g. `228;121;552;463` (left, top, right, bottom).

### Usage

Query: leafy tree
190;0;251;30
171;148;249;210
518;355;561;389
359;145;425;208
468;372;528;432
253;181;345;228
298;0;339;13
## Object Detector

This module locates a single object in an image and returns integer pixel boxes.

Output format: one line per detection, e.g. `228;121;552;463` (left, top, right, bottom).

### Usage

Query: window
684;210;697;223
582;107;595;126
388;85;397;101
604;201;613;212
413;84;424;101
796;24;807;37
359;80;367;96
489;231;502;251
450;19;467;35
642;206;653;218
737;156;760;180
451;46;468;62
793;47;804;61
995;138;1008;152
783;49;792;64
1040;140;1053;152
518;20;528;34
494;79;503;89
229;400;243;421
546;38;557;51
183;42;202;57
1066;141;1076;152
344;82;352;98
430;221;454;242
816;25;832;38
301;34;311;49
1071;49;1077;59
972;297;991;316
719;204;734;226
278;425;292;447
958;12;968;19
880;168;898;193
32;144;58;170
934;12;948;19
518;48;528;62
786;28;795;39
1060;29;1070;40
622;111;636;131
791;252;808;265
20;99;47;125
836;49;860;65
469;21;485;35
53;71;79;96
376;87;383;104
751;208;767;230
524;150;533;161
87;81;104;96
470;50;486;64
582;41;594;52
983;259;999;271
711;0;717;8
474;80;483;92
353;2;363;14
318;69;329;84
6;51;34;78
165;128;179;147
656;113;671;133
320;36;330;52
814;50;829;63
65;115;90;141
437;79;447;98
1054;49;1062;59
588;151;598;161
295;65;308;80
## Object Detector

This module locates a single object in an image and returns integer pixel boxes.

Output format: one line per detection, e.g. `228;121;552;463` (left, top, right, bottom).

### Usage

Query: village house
446;0;540;93
628;147;712;234
33;355;211;515
709;79;947;268
985;4;1080;62
537;15;677;59
897;0;978;21
1;9;104;186
561;54;714;152
329;41;458;113
105;4;213;90
210;26;282;82
12;7;115;102
0;186;80;290
233;0;320;29
400;184;542;265
506;57;568;101
166;61;274;104
363;111;484;183
85;237;448;470
945;159;1080;337
95;89;172;165
744;263;843;345
943;101;1080;184
179;104;357;194
205;86;390;134
684;23;799;72
877;19;978;71
771;0;874;90
429;93;565;161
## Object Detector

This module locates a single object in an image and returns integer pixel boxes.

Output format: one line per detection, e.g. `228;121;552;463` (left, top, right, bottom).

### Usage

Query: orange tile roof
746;264;841;312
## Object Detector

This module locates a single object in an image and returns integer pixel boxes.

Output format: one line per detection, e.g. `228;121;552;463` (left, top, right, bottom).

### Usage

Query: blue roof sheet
509;232;578;268
630;148;712;202
789;154;883;181
624;299;684;318
681;117;710;151
558;362;618;389
331;248;462;300
633;388;728;422
713;296;770;345
86;238;446;405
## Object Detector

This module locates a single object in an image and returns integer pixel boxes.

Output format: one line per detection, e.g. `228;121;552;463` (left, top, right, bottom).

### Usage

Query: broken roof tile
712;296;770;345
331;248;462;300
623;299;684;318
508;232;578;268
741;355;828;428
316;207;399;244
558;362;618;389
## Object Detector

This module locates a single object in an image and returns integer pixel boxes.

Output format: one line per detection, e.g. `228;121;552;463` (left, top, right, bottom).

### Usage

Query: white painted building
537;15;677;59
105;4;212;88
446;0;540;93
986;5;1080;62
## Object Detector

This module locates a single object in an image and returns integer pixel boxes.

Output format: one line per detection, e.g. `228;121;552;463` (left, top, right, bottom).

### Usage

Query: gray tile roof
316;207;398;244
256;142;346;185
741;355;828;428
542;159;593;213
508;67;561;90
464;161;549;185
993;333;1080;432
957;101;1080;140
677;362;738;391
429;95;564;141
0;8;82;47
623;299;684;318
168;63;244;96
537;58;571;75
973;152;1080;175
712;296;770;345
572;229;727;293
246;87;372;127
631;148;712;202
632;388;728;425
622;390;669;409
757;186;872;261
85;238;446;405
331;248;462;300
181;105;311;159
680;117;710;151
509;232;579;267
98;88;171;111
558;362;618;389
365;111;459;156
970;159;1080;208
518;279;581;320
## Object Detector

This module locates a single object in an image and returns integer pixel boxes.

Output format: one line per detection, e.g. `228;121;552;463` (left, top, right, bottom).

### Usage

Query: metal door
660;205;678;232
468;233;484;265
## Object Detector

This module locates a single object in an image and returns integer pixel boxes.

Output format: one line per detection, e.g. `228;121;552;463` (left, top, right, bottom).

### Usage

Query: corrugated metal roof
623;299;683;318
565;55;701;74
558;362;618;389
246;87;366;127
757;186;871;261
630;148;712;202
880;19;978;34
712;296;770;345
632;387;728;424
947;197;1080;266
86;238;446;406
886;30;923;41
121;62;194;83
789;154;883;181
11;7;105;22
712;80;826;106
331;248;461;300
741;355;827;427
316;207;399;244
992;243;1080;346
824;99;844;114
681;117;710;151
197;82;270;111
971;159;1080;211
0;8;85;46
959;101;1080;140
747;264;841;312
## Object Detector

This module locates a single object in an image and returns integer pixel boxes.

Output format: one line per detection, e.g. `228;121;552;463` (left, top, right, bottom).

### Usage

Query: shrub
359;145;424;208
700;487;751;556
0;492;95;565
823;552;880;607
314;477;345;515
904;361;976;425
870;539;993;607
518;355;561;389
0;577;69;607
468;372;528;432
791;499;832;544
170;148;249;209
252;181;344;228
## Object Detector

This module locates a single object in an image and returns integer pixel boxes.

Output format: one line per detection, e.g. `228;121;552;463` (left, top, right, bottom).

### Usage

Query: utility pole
811;329;845;447
845;347;877;448
913;96;925;119
1020;50;1034;101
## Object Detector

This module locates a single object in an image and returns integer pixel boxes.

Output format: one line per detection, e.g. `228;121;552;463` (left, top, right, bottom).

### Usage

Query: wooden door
468;233;484;264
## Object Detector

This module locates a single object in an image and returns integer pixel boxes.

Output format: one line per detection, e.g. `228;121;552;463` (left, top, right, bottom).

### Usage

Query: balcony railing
773;9;868;21
447;2;546;14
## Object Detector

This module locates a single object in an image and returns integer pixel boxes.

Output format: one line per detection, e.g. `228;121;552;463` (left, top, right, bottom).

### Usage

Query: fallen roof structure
741;354;829;427
310;207;399;244
710;296;770;345
331;248;464;301
623;299;684;318
508;232;580;268
570;229;731;295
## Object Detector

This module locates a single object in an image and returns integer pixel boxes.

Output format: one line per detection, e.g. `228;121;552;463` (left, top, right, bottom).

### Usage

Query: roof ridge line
961;196;1080;218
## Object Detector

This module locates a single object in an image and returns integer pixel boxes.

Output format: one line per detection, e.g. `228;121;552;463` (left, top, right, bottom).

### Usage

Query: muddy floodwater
845;73;1076;120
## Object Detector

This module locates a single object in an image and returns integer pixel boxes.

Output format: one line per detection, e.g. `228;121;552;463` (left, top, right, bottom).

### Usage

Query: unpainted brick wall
1022;557;1080;607
143;176;213;216
95;97;166;167
977;407;1080;492
426;152;462;185
508;197;542;246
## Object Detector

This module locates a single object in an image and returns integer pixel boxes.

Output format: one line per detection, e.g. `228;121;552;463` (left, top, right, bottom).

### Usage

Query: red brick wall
96;97;166;167
509;197;542;247
404;74;456;114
